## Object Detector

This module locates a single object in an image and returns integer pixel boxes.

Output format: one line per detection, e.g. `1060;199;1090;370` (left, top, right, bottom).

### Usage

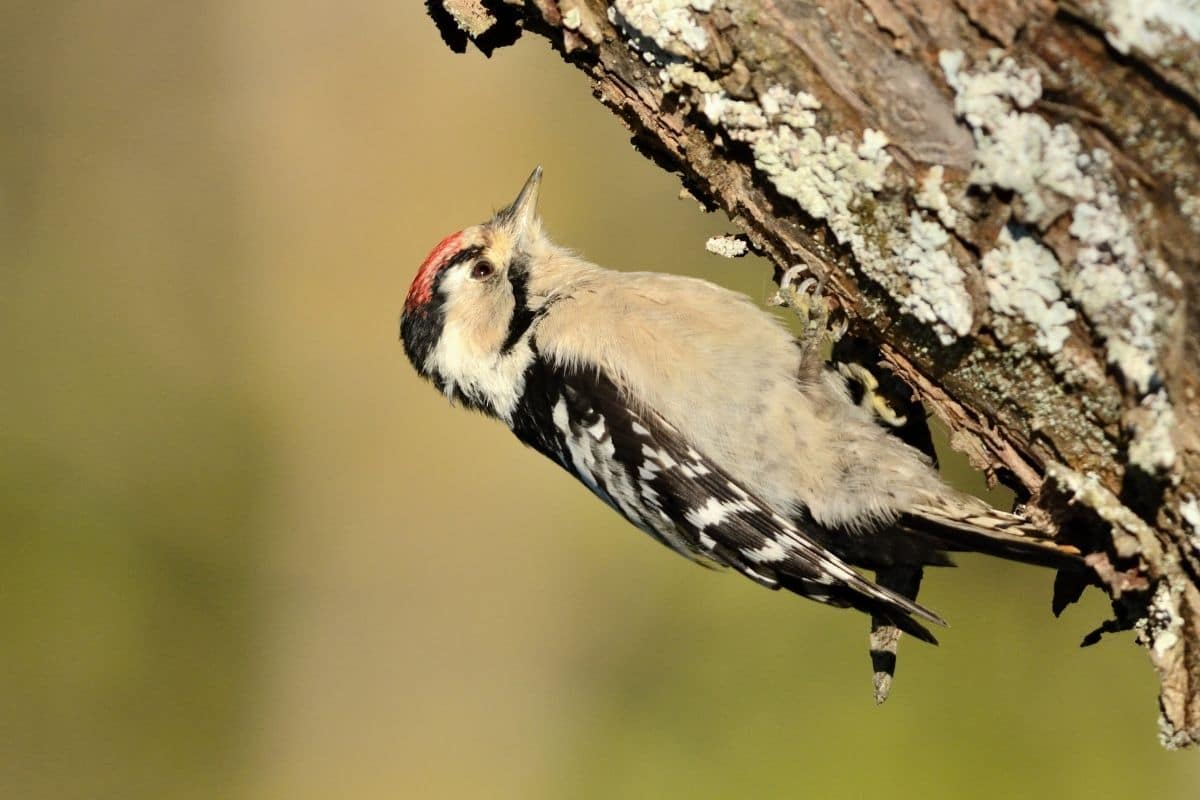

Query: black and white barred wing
516;364;946;644
635;406;947;643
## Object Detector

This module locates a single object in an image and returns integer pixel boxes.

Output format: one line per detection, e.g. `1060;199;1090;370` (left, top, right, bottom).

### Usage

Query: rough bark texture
429;0;1200;747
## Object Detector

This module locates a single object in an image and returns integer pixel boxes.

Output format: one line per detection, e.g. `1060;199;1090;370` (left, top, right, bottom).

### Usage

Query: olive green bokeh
2;2;1196;798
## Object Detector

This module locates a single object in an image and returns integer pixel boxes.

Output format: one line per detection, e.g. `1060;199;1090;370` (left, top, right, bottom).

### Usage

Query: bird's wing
510;360;947;643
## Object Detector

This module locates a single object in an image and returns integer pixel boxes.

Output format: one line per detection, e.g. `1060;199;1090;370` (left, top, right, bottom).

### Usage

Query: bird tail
900;501;1082;569
777;571;945;645
843;583;942;645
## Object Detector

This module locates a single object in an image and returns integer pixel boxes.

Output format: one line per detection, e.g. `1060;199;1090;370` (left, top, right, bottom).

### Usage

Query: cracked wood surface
430;0;1200;747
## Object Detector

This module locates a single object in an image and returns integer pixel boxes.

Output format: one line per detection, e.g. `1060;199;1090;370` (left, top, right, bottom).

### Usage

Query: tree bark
428;0;1200;747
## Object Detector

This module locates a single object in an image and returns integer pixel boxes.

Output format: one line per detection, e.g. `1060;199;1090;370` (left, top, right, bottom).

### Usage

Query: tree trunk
428;0;1200;748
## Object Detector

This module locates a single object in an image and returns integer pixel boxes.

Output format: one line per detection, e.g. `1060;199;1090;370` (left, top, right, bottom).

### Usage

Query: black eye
471;260;495;280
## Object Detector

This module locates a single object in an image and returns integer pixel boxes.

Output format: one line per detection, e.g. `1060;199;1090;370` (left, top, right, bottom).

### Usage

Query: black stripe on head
441;245;484;275
399;245;483;374
500;257;536;354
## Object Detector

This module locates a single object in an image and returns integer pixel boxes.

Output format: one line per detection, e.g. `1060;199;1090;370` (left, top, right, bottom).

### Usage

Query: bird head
400;167;546;402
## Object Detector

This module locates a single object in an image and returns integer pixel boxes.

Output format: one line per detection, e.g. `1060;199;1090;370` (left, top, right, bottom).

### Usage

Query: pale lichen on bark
429;0;1200;747
981;227;1075;353
705;233;750;257
1082;0;1200;104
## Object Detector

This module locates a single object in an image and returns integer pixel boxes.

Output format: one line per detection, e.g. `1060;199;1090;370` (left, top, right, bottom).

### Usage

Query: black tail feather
870;565;925;703
777;571;944;645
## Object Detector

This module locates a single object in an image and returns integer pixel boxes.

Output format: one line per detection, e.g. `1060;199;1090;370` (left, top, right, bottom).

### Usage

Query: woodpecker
400;168;1081;675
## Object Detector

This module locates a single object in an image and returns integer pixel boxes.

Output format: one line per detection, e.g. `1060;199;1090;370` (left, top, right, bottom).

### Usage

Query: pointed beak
499;166;542;235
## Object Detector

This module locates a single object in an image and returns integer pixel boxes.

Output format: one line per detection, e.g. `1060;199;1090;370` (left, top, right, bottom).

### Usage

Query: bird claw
838;363;908;428
771;266;844;368
773;273;827;335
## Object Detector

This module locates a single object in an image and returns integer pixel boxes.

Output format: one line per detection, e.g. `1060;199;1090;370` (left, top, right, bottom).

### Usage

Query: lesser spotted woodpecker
399;168;1080;656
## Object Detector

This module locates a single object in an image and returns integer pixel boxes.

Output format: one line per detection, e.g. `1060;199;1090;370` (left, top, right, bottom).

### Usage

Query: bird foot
837;363;908;428
770;266;846;369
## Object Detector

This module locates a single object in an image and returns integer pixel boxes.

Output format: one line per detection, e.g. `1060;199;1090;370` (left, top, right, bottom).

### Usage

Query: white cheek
428;275;534;422
452;342;532;421
439;267;469;296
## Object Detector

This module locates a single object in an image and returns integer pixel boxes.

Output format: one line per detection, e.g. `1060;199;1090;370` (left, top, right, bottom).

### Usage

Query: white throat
427;327;535;422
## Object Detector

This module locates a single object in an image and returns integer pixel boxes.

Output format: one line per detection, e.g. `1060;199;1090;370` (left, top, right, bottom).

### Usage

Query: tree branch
431;0;1200;748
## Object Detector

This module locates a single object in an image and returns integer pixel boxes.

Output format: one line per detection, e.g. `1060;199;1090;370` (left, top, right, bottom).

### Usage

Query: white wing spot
642;444;678;469
742;565;779;586
686;498;729;529
552;395;571;431
586;418;607;441
744;538;789;563
685;496;756;531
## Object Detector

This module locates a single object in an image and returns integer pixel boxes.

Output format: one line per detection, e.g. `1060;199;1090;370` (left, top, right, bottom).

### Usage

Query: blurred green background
2;2;1196;798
